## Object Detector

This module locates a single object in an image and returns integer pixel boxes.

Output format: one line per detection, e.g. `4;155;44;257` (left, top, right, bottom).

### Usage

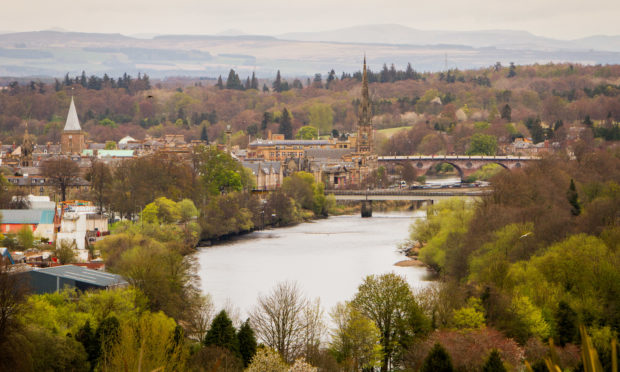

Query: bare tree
87;158;111;213
41;156;81;201
250;281;324;363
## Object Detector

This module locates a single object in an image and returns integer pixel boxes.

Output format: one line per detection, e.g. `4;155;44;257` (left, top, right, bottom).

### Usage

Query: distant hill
0;26;619;79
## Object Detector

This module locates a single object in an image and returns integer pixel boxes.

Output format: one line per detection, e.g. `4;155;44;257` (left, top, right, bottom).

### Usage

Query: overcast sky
4;0;620;40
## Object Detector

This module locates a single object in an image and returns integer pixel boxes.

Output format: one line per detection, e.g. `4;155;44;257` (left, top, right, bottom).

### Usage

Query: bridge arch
416;161;464;180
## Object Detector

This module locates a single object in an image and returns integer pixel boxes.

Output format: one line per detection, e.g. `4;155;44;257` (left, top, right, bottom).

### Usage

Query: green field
377;126;411;138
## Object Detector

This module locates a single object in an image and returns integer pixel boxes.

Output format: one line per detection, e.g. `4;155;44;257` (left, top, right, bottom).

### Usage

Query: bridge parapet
378;155;539;161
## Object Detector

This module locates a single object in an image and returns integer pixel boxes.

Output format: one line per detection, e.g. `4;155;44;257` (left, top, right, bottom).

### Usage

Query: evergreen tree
583;115;593;126
507;62;517;78
95;316;121;365
244;77;251;90
279;108;293;139
76;320;99;369
226;69;243;90
63;73;72;87
292;79;303;89
261;112;271;131
80;71;87;87
482;349;506;372
204;310;239;354
554;302;578;346
421;343;453;372
567;179;581;216
501;104;512;121
273;70;282;92
251;72;259;90
216;75;224;89
237;319;257;367
326;69;336;88
200;125;209;143
405;63;415;79
262;83;269;93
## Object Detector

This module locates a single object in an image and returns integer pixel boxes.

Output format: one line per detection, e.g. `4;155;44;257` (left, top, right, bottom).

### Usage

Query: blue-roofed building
24;265;128;294
0;208;57;242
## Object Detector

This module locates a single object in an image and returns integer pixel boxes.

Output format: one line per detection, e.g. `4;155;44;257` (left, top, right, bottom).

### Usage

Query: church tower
20;123;34;167
60;97;86;154
356;56;373;154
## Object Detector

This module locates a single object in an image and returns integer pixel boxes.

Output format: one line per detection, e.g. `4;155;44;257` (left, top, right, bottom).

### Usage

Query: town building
60;97;86;154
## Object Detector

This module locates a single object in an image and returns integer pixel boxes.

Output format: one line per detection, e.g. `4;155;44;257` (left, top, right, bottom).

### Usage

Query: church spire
64;96;82;132
356;56;373;154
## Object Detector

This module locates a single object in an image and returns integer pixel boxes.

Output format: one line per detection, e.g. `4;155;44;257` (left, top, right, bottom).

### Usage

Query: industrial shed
25;265;128;294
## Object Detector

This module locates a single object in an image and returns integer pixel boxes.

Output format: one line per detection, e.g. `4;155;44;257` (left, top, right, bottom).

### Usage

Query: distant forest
0;62;619;153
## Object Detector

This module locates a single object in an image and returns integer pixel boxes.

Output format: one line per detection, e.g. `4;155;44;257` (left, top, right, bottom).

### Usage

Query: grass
377;126;411;138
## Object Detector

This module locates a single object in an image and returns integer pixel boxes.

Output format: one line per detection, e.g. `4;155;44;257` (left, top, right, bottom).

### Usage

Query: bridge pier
361;200;373;218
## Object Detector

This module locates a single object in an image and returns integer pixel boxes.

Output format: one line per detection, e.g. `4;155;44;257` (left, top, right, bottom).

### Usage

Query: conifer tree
216;75;224;89
279;108;293;139
567;179;581;216
237;319;257;367
204;310;239;354
482;350;506;372
200;125;209;143
245;77;251;90
554;301;577;346
262;83;269;93
251;72;259;90
273;70;282;92
421;343;453;372
501;104;512;121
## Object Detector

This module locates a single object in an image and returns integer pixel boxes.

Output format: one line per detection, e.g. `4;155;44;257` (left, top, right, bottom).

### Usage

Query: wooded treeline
1;63;619;154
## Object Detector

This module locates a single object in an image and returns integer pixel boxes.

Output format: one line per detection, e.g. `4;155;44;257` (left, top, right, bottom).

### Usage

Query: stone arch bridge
378;155;538;180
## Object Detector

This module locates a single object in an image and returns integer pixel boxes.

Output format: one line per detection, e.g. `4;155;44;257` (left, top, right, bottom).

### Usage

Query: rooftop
33;265;127;287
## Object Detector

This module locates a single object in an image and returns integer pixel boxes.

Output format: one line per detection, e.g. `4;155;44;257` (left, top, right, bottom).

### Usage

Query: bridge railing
325;189;491;197
377;155;539;161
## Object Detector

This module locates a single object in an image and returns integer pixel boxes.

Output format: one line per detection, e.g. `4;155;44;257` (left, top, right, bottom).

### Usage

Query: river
196;210;431;317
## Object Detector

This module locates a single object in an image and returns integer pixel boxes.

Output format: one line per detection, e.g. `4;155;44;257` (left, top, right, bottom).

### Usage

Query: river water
196;210;431;317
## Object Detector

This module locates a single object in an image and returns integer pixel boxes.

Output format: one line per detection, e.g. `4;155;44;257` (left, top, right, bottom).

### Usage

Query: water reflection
196;211;431;317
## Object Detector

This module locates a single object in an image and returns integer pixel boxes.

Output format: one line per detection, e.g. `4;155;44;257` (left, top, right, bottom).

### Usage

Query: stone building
60;97;86;154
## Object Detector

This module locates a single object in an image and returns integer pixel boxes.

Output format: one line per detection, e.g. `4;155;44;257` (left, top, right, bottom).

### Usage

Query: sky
4;0;620;40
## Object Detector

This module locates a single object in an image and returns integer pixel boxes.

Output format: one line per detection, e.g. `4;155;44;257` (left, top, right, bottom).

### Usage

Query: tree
466;133;497;156
204;310;239;355
246;347;288;372
481;349;506;372
237;319;257;367
296;126;318;140
279;108;293;139
216;75;224;89
17;225;34;249
226;69;243;90
250;281;320;363
421;343;454;372
567;179;581;216
273;70;282;93
87;160;111;214
500;104;511;121
41;157;81;201
0;262;29;370
351;273;429;372
54;240;76;264
329;302;382;372
201;125;209;142
308;103;333;133
554;301;578;347
250;72;259;90
507;62;516;78
289;358;318;372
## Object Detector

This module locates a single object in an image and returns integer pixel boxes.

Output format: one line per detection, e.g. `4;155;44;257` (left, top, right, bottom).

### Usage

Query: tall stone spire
356;55;373;153
64;96;82;132
61;96;86;154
